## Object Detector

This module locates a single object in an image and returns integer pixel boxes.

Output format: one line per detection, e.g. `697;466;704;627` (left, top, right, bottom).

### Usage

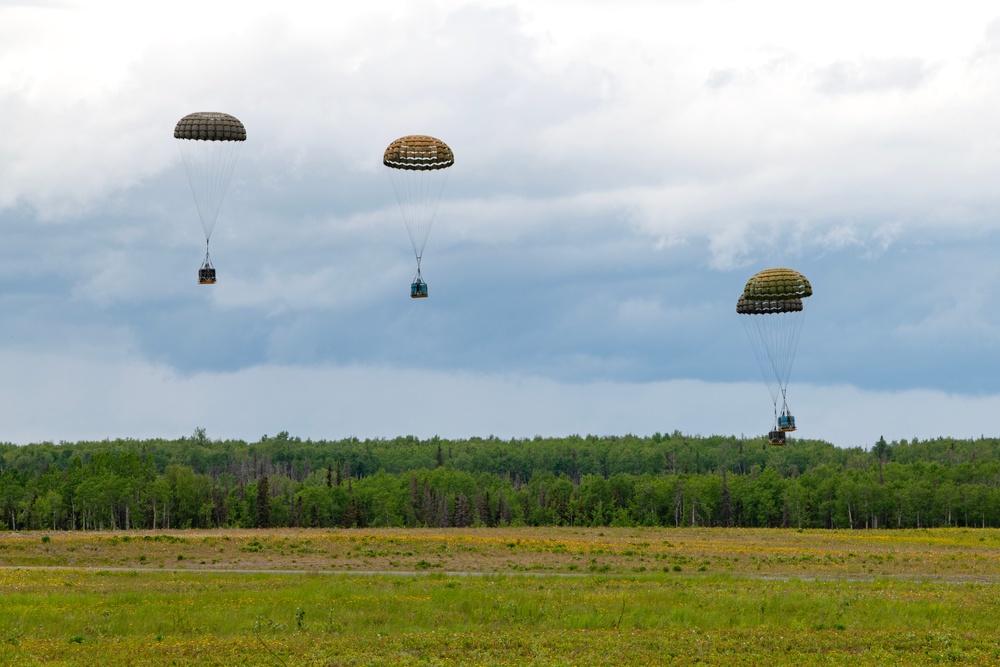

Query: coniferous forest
2;430;1000;532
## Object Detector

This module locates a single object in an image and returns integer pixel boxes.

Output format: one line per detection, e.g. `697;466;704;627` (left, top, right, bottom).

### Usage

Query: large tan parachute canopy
174;112;247;142
742;268;812;300
736;296;803;315
383;135;454;171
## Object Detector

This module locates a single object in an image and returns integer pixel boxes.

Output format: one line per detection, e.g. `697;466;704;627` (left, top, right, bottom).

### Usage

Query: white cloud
815;57;934;95
3;0;999;245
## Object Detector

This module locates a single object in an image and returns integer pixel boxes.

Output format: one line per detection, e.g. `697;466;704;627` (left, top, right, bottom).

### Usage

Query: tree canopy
2;431;999;531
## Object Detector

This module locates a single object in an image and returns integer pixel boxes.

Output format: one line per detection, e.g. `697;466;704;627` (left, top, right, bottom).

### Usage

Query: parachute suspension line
178;138;243;241
386;166;450;260
780;307;807;391
740;315;781;408
750;309;806;397
771;307;805;422
212;140;241;238
744;313;784;406
739;306;807;422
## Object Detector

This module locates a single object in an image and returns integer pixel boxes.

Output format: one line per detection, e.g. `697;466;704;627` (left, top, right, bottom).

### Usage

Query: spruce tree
255;476;270;528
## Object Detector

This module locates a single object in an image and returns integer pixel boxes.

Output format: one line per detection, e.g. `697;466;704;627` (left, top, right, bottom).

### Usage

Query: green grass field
1;528;999;665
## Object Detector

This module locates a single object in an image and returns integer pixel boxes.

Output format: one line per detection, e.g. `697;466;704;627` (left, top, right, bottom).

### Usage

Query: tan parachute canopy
742;267;812;301
736;296;803;315
174;112;247;142
383;135;454;171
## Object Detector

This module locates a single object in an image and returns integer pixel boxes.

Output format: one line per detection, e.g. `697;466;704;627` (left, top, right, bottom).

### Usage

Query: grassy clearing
3;526;1000;578
2;569;1000;665
1;528;1000;665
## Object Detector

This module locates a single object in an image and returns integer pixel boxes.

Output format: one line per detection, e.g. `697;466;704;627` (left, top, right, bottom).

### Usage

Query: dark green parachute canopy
383;135;454;171
736;296;803;315
174;112;246;141
742;267;812;300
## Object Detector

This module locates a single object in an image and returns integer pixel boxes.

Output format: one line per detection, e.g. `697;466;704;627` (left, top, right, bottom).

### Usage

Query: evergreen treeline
2;430;1000;531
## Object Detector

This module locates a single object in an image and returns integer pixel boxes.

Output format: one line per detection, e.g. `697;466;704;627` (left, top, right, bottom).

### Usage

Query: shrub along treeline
1;430;1000;531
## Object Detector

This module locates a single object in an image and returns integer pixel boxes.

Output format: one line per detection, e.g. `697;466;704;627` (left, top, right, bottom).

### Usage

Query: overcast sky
2;0;1000;448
